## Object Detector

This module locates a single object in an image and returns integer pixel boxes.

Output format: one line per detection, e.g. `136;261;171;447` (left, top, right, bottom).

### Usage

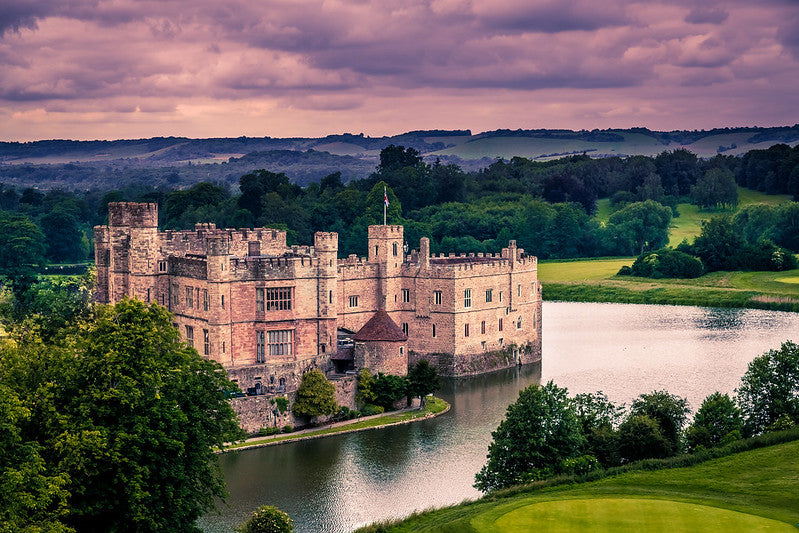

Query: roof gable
352;310;407;342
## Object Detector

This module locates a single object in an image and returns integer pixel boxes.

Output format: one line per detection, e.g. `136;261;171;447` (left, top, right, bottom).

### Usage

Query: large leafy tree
629;390;689;454
691;216;746;272
685;392;742;452
474;381;584;492
5;298;244;532
0;211;47;294
292;369;338;419
737;340;799;436
606;200;672;256
407;359;440;408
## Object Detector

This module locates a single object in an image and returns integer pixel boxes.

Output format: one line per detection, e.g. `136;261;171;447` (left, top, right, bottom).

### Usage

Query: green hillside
360;438;799;532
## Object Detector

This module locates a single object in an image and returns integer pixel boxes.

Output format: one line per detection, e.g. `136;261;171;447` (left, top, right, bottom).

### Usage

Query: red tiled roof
352;310;408;342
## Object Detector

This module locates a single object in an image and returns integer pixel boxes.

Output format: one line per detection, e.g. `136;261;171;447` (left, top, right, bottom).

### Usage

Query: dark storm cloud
685;7;729;24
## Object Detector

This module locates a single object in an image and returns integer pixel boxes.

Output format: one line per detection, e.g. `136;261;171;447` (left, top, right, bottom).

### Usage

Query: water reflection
200;302;799;533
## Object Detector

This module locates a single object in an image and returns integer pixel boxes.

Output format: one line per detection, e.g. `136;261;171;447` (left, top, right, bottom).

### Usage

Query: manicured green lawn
538;258;633;282
363;439;799;532
480;498;795;533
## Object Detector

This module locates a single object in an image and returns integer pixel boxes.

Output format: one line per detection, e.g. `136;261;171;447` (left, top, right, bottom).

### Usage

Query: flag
384;186;390;207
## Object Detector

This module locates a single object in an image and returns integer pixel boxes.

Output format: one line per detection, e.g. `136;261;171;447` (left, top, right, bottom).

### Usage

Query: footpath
219;397;450;453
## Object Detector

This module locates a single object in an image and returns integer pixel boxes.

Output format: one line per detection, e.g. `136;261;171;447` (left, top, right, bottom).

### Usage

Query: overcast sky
1;0;798;141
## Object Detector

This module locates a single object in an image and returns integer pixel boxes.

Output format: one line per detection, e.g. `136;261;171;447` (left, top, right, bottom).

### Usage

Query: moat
199;301;799;533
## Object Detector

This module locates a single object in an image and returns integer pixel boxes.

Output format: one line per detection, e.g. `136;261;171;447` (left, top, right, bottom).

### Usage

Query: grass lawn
362;439;799;532
538;258;633;282
221;396;449;451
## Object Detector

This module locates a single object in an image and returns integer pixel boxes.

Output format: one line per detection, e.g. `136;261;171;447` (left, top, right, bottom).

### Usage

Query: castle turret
315;231;339;354
368;225;403;310
99;202;160;303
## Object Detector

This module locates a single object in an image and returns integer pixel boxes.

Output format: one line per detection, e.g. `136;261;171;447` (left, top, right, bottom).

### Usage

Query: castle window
517;284;521;297
400;347;404;355
203;329;210;356
349;295;359;308
402;322;409;335
222;341;226;353
146;289;150;302
516;316;522;329
256;288;264;312
402;289;410;303
158;261;167;272
266;287;293;311
485;289;493;303
464;323;470;337
203;289;209;311
481;321;486;334
329;290;333;304
432;324;436;338
221;295;225;309
499;318;503;332
185;326;194;348
392;242;398;256
481;341;486;351
434;291;442;305
499;291;503;303
268;330;293;357
464;289;472;308
256;331;265;363
185;287;194;308
172;284;179;307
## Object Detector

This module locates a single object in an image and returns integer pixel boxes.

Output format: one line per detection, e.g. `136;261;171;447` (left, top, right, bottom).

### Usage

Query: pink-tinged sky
1;0;798;141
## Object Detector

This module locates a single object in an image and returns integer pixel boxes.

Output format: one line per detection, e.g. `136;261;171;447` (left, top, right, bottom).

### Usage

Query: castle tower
368;225;404;310
96;202;159;303
314;231;339;354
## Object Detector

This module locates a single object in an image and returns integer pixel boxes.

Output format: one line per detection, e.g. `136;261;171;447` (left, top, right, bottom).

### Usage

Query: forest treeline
0;143;798;269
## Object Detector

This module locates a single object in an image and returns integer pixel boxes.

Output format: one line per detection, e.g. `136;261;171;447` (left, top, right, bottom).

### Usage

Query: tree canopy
292;369;338;419
0;298;244;532
474;381;584;492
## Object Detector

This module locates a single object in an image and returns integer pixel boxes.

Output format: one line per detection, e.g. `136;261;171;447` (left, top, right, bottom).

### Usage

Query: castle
94;202;542;393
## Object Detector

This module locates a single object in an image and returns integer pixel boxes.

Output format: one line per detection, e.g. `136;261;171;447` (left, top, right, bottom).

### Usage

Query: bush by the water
629;248;704;278
238;505;293;533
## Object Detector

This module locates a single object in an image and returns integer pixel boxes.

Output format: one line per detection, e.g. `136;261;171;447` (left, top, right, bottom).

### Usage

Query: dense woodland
0;143;798;275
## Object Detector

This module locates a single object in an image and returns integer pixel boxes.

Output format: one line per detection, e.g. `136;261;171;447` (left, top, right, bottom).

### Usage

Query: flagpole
383;186;388;225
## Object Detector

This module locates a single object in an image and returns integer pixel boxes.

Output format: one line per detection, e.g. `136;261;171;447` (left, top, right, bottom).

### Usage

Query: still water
200;302;799;532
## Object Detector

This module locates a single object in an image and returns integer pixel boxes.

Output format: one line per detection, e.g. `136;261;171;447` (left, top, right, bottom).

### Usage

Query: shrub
270;396;289;414
292;369;337;419
630;248;704;279
258;427;280;437
616;265;632;276
282;425;293;433
361;404;385;417
372;373;410;411
237;505;293;533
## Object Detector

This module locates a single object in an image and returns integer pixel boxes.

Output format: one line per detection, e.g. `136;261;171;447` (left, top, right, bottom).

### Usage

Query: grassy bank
539;260;799;312
220;396;449;452
357;430;799;532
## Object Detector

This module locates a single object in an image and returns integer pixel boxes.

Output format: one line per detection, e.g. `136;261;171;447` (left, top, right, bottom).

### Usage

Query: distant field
538;258;632;282
593;187;793;247
366;437;799;532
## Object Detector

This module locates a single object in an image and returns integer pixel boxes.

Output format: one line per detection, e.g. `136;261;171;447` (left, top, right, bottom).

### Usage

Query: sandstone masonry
95;202;542;395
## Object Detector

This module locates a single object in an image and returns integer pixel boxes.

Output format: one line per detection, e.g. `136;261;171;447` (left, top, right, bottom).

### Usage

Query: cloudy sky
1;0;798;141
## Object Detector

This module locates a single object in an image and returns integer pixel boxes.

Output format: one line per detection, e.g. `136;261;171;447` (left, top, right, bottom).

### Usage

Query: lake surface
200;302;799;532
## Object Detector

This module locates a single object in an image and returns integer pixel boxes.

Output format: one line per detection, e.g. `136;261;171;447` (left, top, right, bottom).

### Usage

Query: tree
691;168;738;209
40;207;88;262
0;211;47;294
0;383;71;532
0;298;245;532
355;368;377;407
606;200;672;255
237;505;293;533
685;392;742;452
474;382;584;492
371;372;410;411
630;248;704;279
629;390;689;454
618;414;671;462
572;392;623;467
407;360;440;408
737;341;799;436
692;216;746;272
292;369;338;419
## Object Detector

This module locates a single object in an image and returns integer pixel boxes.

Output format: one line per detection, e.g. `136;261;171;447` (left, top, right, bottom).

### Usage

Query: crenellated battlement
95;203;541;379
108;202;158;228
